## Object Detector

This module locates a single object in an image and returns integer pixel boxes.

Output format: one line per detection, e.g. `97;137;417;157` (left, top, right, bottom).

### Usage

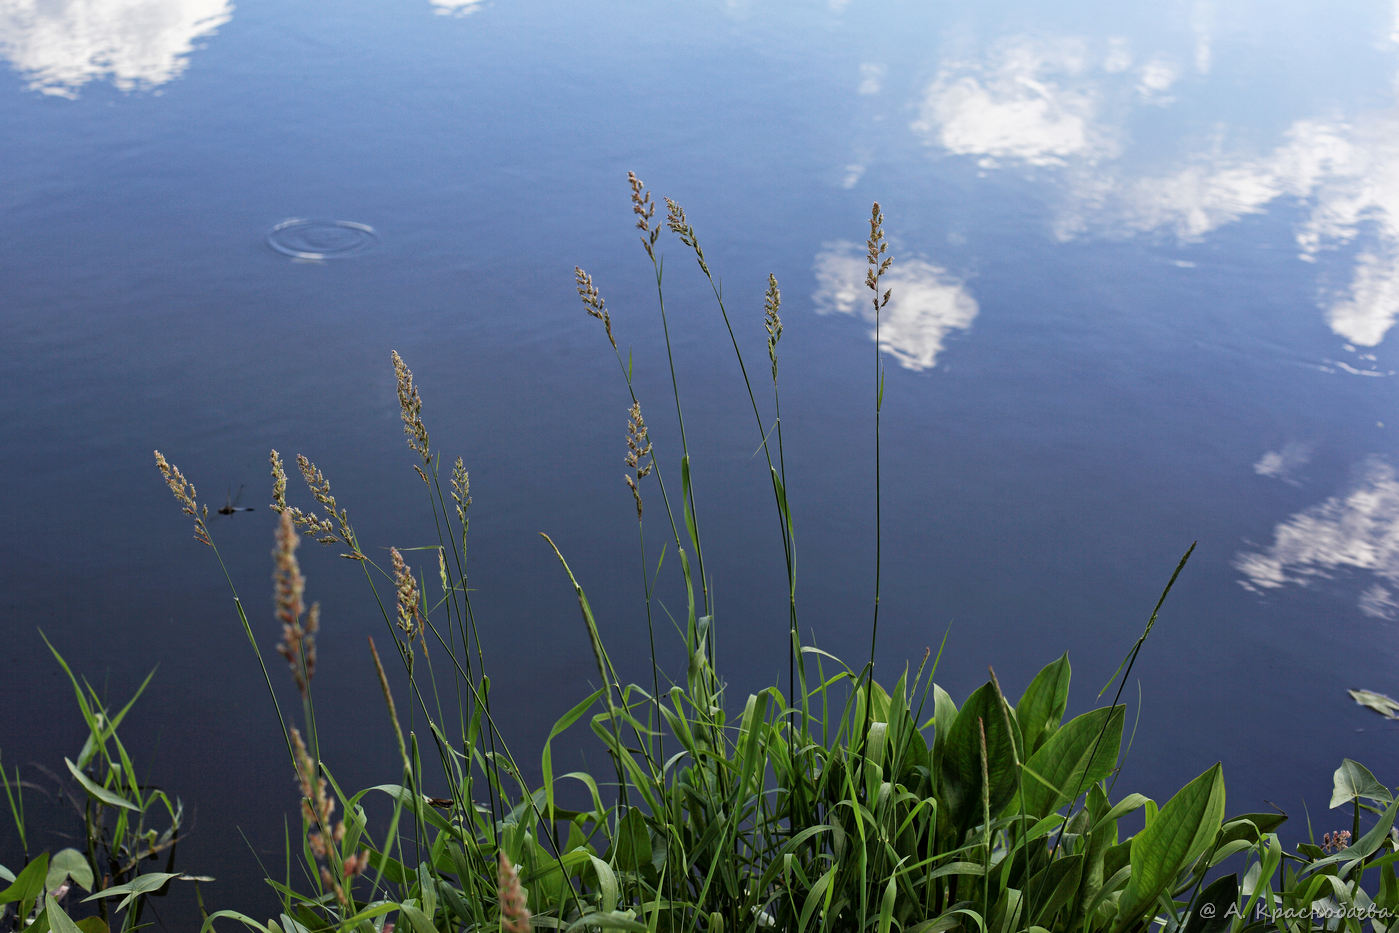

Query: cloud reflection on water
0;0;231;96
909;10;1399;351
813;242;978;371
1235;457;1399;618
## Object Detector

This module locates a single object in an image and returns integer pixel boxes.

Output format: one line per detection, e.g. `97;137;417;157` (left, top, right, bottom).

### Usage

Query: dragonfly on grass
217;484;256;515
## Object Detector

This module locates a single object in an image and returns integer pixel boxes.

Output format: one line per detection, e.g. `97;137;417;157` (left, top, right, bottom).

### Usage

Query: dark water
4;0;1399;923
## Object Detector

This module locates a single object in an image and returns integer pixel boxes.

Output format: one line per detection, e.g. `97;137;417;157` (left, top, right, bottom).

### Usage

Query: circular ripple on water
267;219;378;260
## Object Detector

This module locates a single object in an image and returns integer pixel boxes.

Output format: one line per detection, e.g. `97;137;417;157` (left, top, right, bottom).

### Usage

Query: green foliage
120;176;1399;931
0;644;205;932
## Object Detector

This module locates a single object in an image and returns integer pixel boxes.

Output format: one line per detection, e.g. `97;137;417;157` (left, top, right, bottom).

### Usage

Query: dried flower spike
575;267;616;350
154;451;212;546
391;350;431;464
497;851;532;933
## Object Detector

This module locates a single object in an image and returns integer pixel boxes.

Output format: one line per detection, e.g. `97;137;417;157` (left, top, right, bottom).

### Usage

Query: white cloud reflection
1236;458;1399;616
912;38;1115;168
1253;441;1312;484
0;0;231;97
813;242;978;371
910;20;1399;350
429;0;484;15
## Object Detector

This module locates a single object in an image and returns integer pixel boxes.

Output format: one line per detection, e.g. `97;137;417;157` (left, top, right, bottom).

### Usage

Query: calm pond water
4;0;1399;923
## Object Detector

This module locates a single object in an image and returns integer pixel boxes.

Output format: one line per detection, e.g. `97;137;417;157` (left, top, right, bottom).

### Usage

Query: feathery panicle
624;402;653;521
625;403;653;478
154;451;212;546
368;636;406;759
497;851;532;933
391;548;421;643
665;197;709;274
865;201;893;313
294;455;357;553
628;171;660;261
391;350;431;464
274;510;318;697
450;457;471;526
764;274;783;382
575;267;616;350
413;464;429;486
269;449;288;513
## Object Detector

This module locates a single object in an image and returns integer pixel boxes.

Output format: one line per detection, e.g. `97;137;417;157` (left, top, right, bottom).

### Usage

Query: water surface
3;0;1399;922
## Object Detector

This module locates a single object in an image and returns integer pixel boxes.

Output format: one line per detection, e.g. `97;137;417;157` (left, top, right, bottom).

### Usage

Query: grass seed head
391;547;421;644
866;201;893;312
154;451;212;546
269;449;288;513
274;510;317;696
451;457;471;526
764;274;783;380
575;267;616;350
497;851;532;933
628;171;660;260
391;350;431;465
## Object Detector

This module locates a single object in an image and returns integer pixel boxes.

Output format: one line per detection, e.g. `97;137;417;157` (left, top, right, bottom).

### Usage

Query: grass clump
7;175;1399;932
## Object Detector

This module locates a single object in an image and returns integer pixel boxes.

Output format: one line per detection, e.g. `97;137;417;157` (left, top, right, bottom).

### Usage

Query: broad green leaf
1116;763;1225;931
63;759;137;811
1017;654;1071;754
44;894;84;933
1348;688;1399;719
0;853;48;906
606;807;652;874
1021;705;1124;819
938;681;1021;837
1330;759;1392;808
46;850;92;894
397;903;435;933
1182;873;1237;933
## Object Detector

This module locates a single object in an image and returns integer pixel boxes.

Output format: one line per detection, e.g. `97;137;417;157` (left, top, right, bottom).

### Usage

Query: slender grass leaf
63;759;137;811
82;873;181;913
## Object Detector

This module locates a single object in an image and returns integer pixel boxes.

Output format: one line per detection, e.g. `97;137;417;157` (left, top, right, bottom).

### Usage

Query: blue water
4;0;1399;923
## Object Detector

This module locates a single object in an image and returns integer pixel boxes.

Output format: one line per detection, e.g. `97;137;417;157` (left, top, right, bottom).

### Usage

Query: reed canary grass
392;349;431;464
497;851;531;933
154;450;211;546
